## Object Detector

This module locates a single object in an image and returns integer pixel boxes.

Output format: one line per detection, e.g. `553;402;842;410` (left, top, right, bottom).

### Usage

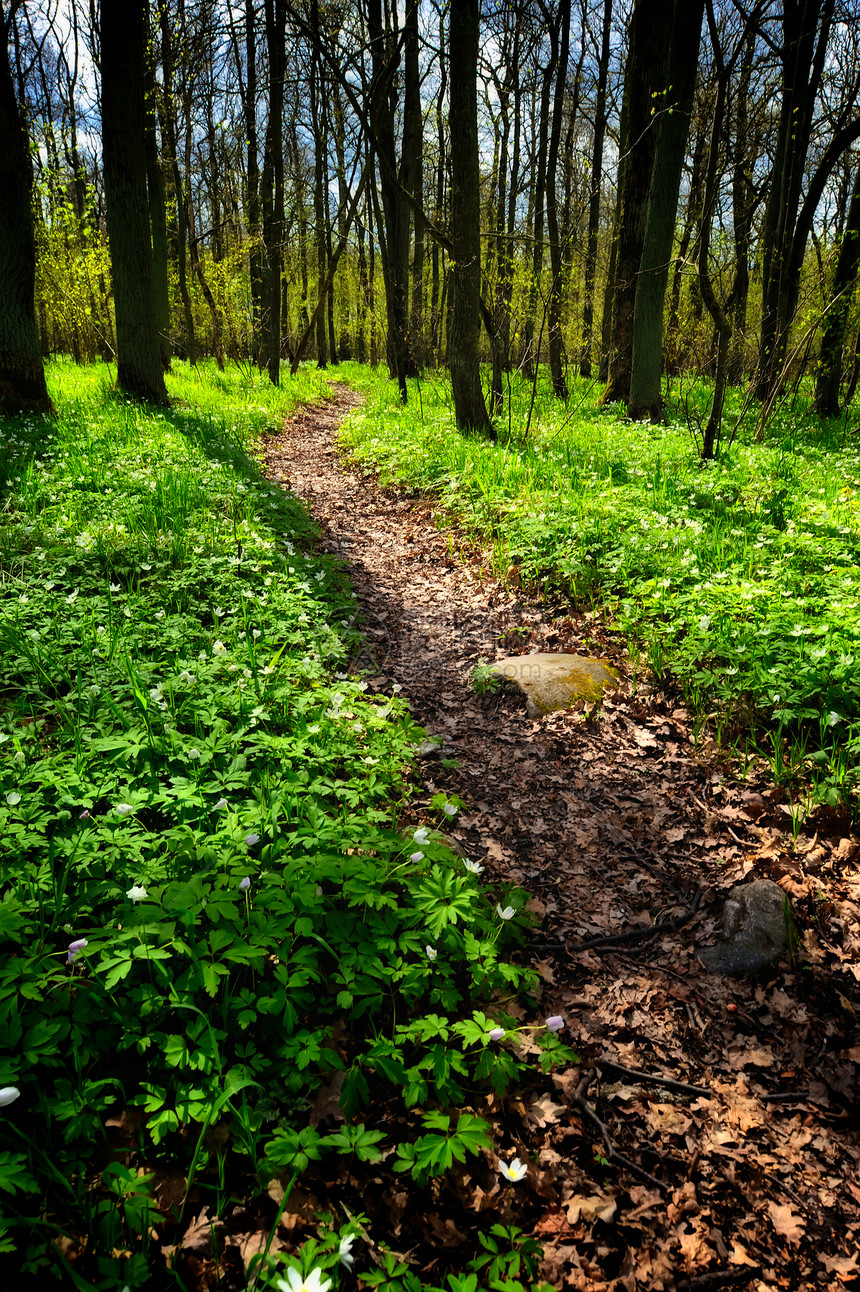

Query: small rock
698;878;793;976
489;652;619;717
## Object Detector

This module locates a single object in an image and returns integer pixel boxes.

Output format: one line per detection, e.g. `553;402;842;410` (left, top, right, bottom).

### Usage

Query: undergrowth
338;363;860;816
0;361;571;1290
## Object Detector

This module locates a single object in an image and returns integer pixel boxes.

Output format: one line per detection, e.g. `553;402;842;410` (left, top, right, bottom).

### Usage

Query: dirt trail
263;385;860;1291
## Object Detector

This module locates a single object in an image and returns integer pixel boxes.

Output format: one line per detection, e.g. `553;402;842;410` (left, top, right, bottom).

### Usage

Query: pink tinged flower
214;797;227;810
79;809;91;819
443;803;457;816
67;938;88;965
0;1087;20;1107
239;876;251;891
245;832;260;846
498;1157;527;1182
410;851;424;863
488;1027;506;1041
545;1015;564;1032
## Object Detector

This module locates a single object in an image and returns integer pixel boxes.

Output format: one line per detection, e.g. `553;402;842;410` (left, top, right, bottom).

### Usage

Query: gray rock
698;878;793;976
489;652;619;718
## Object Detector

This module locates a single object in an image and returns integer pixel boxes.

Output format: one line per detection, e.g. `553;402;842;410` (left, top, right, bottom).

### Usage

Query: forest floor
261;385;860;1292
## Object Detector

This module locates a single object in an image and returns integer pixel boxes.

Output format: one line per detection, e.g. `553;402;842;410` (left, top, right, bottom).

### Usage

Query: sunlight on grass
0;361;560;1287
339;365;860;809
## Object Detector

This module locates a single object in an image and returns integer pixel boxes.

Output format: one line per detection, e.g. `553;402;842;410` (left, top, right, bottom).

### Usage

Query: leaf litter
251;386;860;1292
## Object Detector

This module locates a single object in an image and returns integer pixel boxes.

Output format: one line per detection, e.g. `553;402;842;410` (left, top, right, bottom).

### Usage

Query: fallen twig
676;1267;763;1291
566;1069;671;1195
564;889;703;953
595;1058;710;1099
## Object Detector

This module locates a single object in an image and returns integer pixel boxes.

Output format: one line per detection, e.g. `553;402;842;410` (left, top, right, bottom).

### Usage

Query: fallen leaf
527;1093;567;1128
767;1200;805;1244
180;1207;222;1254
646;1103;693;1137
565;1192;617;1224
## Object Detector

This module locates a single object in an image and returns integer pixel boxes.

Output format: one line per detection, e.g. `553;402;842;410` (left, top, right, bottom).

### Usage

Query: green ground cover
339;365;860;813
0;362;567;1289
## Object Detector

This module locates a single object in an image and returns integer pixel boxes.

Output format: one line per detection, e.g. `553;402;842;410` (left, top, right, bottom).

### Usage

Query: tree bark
814;165;860;417
261;0;286;384
755;0;836;401
627;0;705;421
580;0;612;378
601;0;670;405
144;25;171;371
545;0;571;399
0;17;52;416
100;0;168;405
448;0;494;436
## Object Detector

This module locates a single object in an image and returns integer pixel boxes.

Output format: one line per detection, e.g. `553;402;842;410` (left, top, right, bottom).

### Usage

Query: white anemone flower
0;1087;21;1107
338;1233;356;1269
275;1269;332;1292
498;1157;527;1182
496;904;516;921
126;885;147;902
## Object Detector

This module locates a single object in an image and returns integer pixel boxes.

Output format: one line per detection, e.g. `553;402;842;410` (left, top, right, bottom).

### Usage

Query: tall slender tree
448;0;494;436
627;0;705;421
0;4;53;415
100;0;168;404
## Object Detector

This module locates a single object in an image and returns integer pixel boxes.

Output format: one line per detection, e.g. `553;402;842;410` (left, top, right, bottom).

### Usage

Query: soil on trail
263;386;860;1292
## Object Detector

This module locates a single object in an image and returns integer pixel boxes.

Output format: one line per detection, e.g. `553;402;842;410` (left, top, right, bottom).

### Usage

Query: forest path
262;383;860;1290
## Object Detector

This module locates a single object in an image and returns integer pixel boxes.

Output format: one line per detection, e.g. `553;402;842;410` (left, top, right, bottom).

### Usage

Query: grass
0;360;572;1290
338;363;860;814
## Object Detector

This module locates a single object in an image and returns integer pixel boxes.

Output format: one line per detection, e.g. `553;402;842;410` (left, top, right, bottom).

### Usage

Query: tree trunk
367;0;415;385
580;0;612;378
601;0;671;406
100;0;168;405
0;23;52;416
261;0;285;385
144;26;171;371
522;37;555;377
546;0;571;400
815;165;860;417
627;0;704;421
448;0;494;437
755;0;835;401
308;20;328;369
158;3;195;363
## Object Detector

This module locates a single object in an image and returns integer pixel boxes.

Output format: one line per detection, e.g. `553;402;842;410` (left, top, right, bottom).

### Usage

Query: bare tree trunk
144;26;171;370
627;0;704;421
261;0;285;384
545;0;571;399
600;0;670;406
0;17;52;415
100;0;168;404
448;0;494;436
580;0;612;378
815;164;860;417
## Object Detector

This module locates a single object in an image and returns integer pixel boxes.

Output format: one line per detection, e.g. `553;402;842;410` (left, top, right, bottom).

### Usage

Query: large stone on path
490;652;619;718
698;879;793;976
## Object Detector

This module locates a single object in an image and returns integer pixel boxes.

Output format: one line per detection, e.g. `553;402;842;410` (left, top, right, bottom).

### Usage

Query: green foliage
0;362;560;1287
340;365;860;812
